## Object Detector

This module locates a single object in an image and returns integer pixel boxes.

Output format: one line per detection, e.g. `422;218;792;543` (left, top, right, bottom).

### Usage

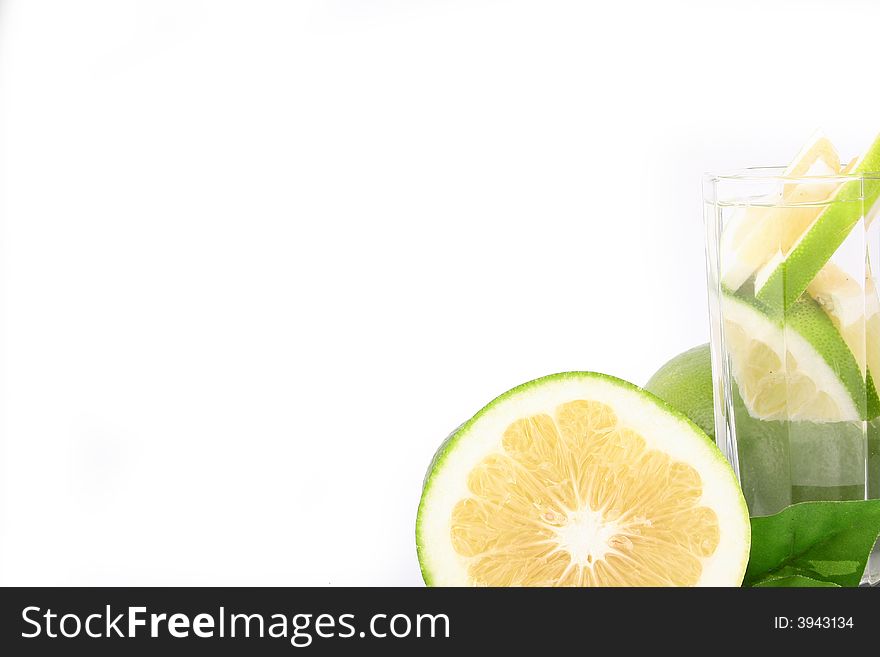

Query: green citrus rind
645;344;716;439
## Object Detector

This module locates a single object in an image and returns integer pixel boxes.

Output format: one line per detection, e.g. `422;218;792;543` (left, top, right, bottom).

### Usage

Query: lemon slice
807;263;869;373
805;262;880;413
720;131;841;292
416;373;750;586
721;291;875;421
755;133;880;312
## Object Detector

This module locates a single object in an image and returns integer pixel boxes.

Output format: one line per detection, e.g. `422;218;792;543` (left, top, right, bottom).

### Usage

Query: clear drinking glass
703;168;880;585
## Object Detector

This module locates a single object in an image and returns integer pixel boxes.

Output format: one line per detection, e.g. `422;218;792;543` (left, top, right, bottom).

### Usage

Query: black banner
0;587;875;654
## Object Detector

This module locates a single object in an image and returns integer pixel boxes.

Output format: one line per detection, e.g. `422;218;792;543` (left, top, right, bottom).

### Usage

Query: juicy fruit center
553;508;619;567
449;400;721;586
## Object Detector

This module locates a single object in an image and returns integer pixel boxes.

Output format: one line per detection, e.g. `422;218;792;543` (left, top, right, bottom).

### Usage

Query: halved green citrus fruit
416;372;750;586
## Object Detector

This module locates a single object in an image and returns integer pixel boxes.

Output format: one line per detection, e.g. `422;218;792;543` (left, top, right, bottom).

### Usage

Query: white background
1;0;878;585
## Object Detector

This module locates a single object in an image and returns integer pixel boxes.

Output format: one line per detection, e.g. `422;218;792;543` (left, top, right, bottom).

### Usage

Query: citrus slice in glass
720;131;841;292
754;133;880;312
721;290;876;421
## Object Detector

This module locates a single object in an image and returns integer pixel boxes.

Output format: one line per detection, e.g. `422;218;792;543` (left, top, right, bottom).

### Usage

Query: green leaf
753;575;841;588
744;500;880;587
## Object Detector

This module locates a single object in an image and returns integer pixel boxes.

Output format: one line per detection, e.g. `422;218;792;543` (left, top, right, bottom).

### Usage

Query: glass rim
704;165;880;185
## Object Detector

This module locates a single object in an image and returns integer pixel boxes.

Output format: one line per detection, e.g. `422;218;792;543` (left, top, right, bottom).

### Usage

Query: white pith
553;508;620;567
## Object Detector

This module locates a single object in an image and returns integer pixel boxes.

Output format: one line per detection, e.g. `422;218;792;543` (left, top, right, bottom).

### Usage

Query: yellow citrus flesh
723;313;842;421
785;132;841;179
448;400;720;586
722;133;841;291
807;263;868;375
